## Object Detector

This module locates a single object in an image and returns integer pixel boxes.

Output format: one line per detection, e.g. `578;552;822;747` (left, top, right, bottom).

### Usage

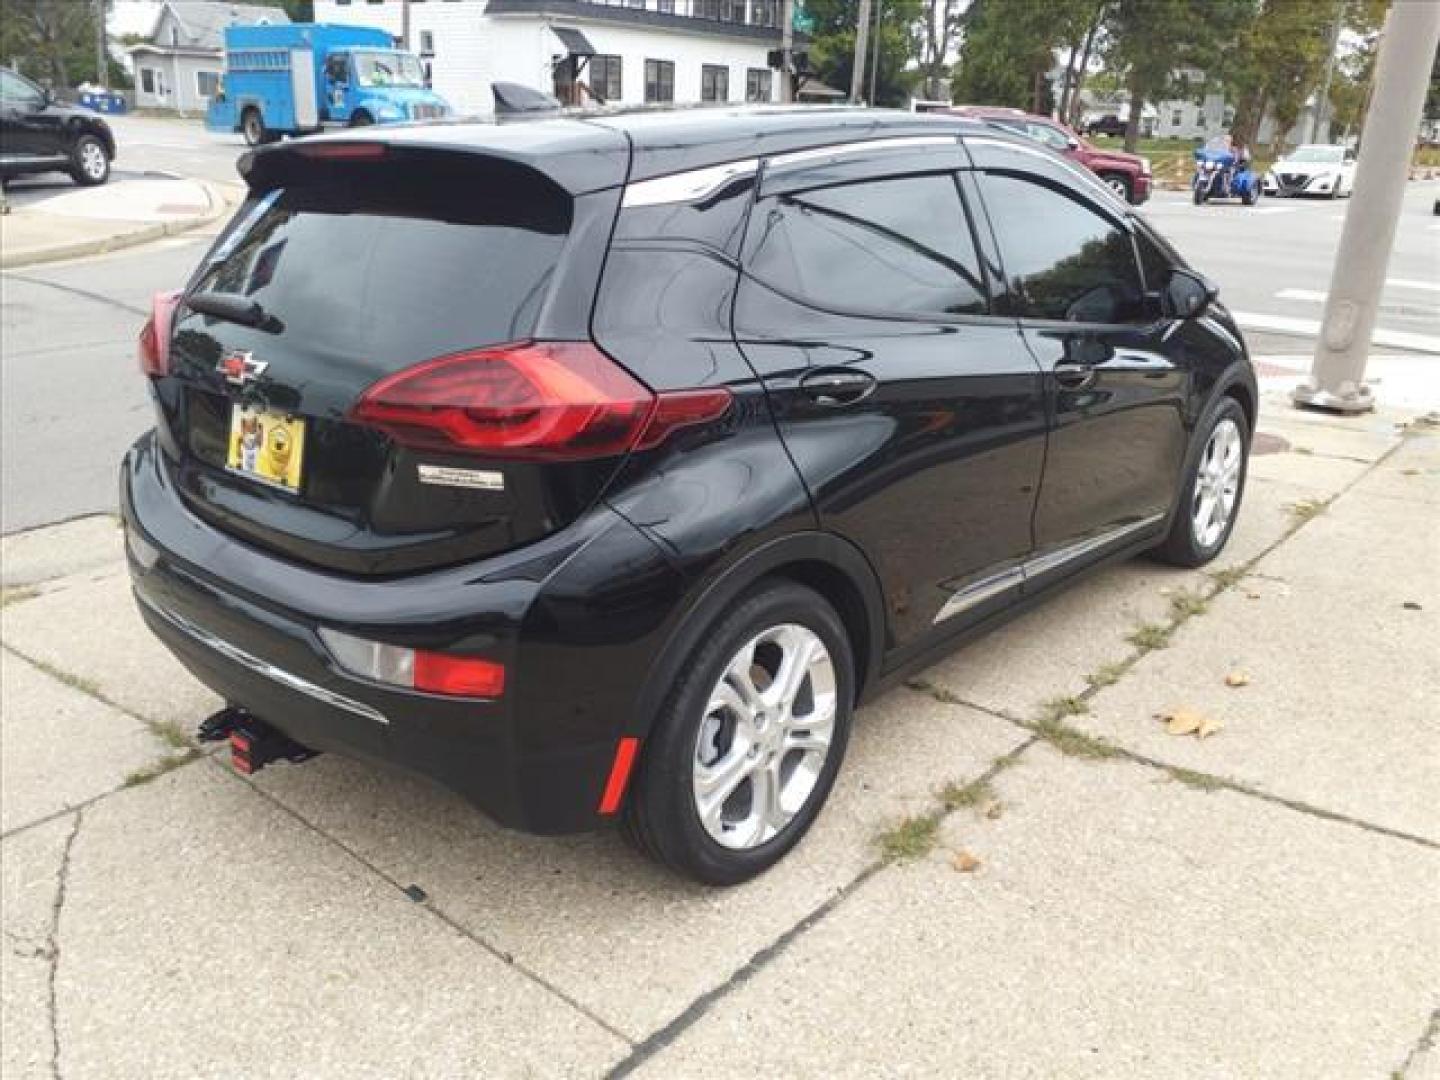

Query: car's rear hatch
153;130;634;576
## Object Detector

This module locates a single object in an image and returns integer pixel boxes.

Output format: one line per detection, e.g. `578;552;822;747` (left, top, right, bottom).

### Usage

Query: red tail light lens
137;290;183;378
413;652;506;698
351;341;731;461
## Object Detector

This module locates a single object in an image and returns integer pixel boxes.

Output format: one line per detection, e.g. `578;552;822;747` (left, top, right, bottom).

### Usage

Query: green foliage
804;0;924;105
0;0;105;89
951;0;1097;109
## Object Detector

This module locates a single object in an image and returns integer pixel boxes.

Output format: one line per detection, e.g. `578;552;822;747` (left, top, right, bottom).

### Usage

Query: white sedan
1263;144;1357;198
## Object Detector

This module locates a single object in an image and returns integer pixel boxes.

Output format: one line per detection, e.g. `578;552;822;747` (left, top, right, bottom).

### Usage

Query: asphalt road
1;116;1436;534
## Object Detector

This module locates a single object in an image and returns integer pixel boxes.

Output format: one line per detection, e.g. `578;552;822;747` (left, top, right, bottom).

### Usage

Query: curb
0;179;239;270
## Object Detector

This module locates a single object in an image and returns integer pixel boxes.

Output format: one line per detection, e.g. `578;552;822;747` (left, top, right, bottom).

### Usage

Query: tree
918;0;962;101
0;0;102;89
804;0;923;106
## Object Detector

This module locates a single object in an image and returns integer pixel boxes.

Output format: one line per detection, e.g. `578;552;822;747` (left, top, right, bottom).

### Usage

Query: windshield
1288;146;1345;163
353;51;425;89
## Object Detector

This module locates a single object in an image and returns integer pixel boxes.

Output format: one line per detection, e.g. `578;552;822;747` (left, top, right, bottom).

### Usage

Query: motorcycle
1192;139;1260;206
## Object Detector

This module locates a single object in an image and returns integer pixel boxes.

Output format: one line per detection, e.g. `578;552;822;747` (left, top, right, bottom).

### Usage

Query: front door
733;142;1048;653
0;69;61;162
971;163;1188;582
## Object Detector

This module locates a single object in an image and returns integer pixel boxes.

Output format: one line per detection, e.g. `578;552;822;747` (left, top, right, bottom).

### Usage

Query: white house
314;0;789;115
128;1;290;113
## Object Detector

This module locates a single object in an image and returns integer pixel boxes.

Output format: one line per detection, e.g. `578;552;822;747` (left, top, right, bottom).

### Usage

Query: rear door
967;139;1187;582
733;139;1047;653
155;143;628;576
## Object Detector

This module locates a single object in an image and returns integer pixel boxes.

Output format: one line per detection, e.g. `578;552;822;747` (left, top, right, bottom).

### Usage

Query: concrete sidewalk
0;172;234;268
1;394;1436;1079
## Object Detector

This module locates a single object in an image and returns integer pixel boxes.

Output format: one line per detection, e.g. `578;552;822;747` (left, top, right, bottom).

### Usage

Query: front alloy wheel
1153;396;1250;567
70;135;109;186
622;580;854;885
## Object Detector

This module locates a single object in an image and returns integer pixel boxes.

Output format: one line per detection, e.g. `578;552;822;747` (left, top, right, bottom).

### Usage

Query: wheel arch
628;531;888;740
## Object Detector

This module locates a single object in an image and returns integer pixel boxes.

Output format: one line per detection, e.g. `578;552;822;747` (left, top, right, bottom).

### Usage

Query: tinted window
1133;228;1174;292
744;173;988;317
191;174;570;370
978;173;1145;323
0;70;42;106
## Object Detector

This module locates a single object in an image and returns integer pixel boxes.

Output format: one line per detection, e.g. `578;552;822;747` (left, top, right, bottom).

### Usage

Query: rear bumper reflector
597;736;640;815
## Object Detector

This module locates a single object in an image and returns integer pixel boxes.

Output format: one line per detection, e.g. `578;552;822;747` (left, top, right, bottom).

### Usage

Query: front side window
590;55;621;102
644;59;674;103
978;172;1145;324
701;64;728;103
746;67;771;103
353;51;425;88
1024;120;1072;151
743;173;988;318
0;70;43;106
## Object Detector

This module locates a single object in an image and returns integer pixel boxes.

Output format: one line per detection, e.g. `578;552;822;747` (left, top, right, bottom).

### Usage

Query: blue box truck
206;23;451;146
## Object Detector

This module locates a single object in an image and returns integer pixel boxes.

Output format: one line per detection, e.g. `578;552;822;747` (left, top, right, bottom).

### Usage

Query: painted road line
1386;278;1440;293
1230;310;1440;354
1274;288;1329;303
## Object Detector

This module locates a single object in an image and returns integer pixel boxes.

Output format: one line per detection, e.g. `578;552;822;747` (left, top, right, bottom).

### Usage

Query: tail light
137;290;183;378
318;628;505;699
350;341;731;461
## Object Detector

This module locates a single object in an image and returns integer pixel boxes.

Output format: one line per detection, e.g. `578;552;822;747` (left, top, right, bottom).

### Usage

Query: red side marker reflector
598;737;640;815
413;652;505;698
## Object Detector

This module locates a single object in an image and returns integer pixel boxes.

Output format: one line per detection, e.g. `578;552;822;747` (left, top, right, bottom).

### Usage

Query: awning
550;26;596;58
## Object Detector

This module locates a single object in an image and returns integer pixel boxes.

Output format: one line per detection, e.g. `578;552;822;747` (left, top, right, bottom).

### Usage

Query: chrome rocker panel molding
933;513;1166;625
136;593;390;726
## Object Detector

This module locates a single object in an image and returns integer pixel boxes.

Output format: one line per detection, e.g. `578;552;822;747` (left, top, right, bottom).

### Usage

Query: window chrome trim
136;593;390;726
765;135;959;170
965;134;1129;215
621;158;759;208
932;512;1166;625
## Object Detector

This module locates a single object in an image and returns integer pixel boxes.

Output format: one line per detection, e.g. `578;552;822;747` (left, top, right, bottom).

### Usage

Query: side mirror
1066;136;1080;150
1164;268;1218;320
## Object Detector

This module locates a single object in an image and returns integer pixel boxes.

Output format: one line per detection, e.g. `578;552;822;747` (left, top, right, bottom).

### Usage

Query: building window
750;0;777;26
419;30;435;55
656;0;674;10
589;54;621;103
644;59;674;103
701;64;728;103
1171;108;1182;126
746;67;771;102
140;67;156;94
196;70;220;98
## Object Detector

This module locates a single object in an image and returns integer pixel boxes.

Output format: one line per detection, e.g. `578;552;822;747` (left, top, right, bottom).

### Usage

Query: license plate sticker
227;405;305;493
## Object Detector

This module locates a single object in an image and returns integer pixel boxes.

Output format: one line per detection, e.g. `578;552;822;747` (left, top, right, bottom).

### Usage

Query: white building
128;1;290;114
314;0;788;115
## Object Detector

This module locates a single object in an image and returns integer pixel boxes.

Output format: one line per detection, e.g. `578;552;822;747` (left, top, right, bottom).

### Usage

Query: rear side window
743;173;988;317
977;172;1145;324
192;175;570;369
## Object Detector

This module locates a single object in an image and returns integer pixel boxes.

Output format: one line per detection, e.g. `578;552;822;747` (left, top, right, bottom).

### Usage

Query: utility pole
780;0;795;102
867;0;882;105
401;0;412;52
1309;0;1344;143
1292;2;1440;415
851;0;872;104
95;0;108;89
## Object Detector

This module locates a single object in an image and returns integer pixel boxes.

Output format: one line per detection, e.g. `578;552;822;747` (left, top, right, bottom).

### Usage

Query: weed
1292;446;1313;456
151;720;194;750
123;752;196;788
1127;622;1172;652
1168;767;1225;792
940;777;994;812
1287;498;1328;523
1032;714;1121;760
905;677;966;706
0;585;40;609
878;813;941;860
1169;589;1209;619
1086;662;1127;690
1206;565;1247;590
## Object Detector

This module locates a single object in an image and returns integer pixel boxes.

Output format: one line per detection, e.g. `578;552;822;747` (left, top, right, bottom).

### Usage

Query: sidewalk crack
1396;1004;1440;1078
45;809;83;1080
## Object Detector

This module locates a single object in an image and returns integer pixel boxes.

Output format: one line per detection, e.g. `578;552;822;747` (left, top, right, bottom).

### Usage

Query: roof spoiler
493;81;563;119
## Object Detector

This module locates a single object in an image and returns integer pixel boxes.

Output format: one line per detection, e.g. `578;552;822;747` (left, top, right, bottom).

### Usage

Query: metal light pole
1308;0;1344;143
1292;1;1440;415
780;0;795;102
850;0;872;103
867;0;882;104
95;0;108;89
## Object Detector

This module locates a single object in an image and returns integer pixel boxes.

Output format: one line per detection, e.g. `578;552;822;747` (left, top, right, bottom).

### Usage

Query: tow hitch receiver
198;707;318;776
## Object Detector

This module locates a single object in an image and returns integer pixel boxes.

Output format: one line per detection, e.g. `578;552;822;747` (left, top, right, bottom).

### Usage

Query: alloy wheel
692;624;837;851
1192;418;1243;549
80;141;107;180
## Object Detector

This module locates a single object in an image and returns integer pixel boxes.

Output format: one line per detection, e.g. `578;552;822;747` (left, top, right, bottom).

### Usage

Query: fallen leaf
1245;590;1262;600
1197;716;1224;739
1162;708;1204;736
952;849;981;873
984;800;1004;820
1224;672;1250;688
1403;601;1422;611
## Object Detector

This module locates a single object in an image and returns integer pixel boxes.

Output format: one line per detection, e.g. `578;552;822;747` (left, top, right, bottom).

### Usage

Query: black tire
1101;172;1133;203
68;133;109;187
349;111;374;127
1193;183;1206;205
621;579;855;886
1242;185;1259;206
1152;396;1250;568
241;108;267;147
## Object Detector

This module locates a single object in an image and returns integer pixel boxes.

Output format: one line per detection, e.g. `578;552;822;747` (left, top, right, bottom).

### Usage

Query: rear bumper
1131;173;1152;204
121;432;686;834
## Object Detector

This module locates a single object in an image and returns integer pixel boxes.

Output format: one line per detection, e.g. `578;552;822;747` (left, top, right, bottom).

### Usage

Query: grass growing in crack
940;777;994;812
123;752;198;788
1127;622;1172;652
0;585;41;609
904;677;965;706
151;720;194;751
1287;498;1328;524
1168;767;1226;792
878;813;942;860
1206;565;1247;591
26;656;103;699
1293;446;1313;456
1169;589;1209;619
1086;662;1127;690
1042;695;1088;720
1032;714;1121;760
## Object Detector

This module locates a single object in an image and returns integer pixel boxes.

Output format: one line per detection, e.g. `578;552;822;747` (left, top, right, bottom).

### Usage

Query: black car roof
242;107;992;197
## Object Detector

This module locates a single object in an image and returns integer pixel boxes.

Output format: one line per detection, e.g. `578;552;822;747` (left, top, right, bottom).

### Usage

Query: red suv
945;106;1152;205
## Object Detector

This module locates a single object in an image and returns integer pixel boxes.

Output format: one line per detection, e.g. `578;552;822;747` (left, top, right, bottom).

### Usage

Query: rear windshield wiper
184;290;283;333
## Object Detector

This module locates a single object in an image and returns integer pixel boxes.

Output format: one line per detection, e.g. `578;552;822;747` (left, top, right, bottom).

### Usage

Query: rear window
192;174;571;370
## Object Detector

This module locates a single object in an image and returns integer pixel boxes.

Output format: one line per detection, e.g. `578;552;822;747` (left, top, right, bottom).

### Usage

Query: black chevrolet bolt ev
122;108;1255;884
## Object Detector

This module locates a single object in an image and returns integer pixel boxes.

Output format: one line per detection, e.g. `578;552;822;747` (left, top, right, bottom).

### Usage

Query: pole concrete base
1291;378;1375;415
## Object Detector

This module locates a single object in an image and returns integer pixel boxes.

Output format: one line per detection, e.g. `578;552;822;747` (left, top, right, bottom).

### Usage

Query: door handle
1053;363;1098;391
798;368;877;407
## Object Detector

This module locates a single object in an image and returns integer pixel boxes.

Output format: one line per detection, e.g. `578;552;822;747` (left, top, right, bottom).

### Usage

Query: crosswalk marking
1230;310;1440;355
